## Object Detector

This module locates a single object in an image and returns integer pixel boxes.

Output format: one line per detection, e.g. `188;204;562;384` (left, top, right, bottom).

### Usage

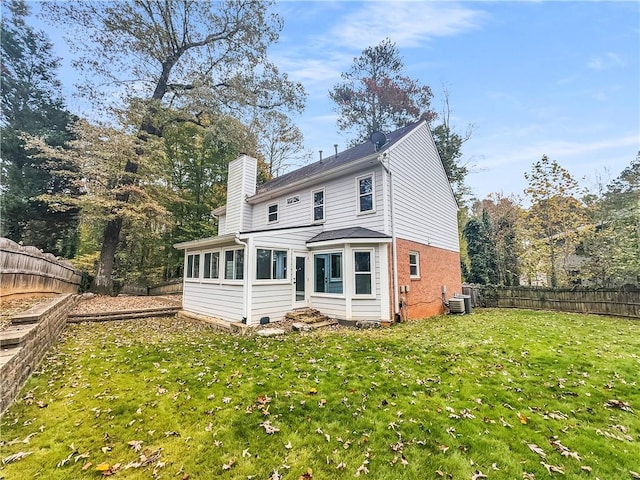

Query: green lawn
1;309;639;479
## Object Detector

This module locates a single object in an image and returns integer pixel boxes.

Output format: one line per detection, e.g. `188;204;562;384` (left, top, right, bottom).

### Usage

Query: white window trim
353;248;375;298
267;202;279;224
286;195;300;206
185;252;201;282
311;248;345;298
356;172;376;215
409;251;421;279
201;249;221;283
311;187;325;223
222;247;245;283
254;247;290;284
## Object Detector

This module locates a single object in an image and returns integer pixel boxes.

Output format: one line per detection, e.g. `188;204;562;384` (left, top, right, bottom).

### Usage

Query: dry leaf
527;443;547;458
2;451;33;464
222;457;236;470
541;462;565;474
472;471;488;480
631;472;640;479
518;412;529;424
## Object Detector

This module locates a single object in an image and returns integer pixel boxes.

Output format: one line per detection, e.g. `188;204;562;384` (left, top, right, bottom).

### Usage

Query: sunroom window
256;248;288;280
203;251;219;279
224;248;244;280
186;253;200;279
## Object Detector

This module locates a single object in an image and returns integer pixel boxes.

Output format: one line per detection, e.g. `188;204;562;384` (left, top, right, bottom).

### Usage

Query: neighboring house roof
256;121;424;195
307;227;391;244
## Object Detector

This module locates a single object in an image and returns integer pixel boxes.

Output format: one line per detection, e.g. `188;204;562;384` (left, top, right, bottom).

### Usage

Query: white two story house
174;120;462;325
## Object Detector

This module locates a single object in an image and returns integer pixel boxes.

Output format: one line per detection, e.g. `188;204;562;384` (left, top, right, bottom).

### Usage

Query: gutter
378;151;400;322
234;233;251;325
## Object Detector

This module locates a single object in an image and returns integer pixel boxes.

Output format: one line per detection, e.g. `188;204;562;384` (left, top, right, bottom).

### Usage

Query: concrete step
68;307;180;323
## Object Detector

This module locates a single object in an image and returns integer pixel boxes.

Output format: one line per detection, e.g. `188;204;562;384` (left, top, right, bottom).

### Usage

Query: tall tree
581;152;640;285
431;89;473;205
329;38;436;145
162;114;259;278
0;0;79;257
43;0;306;294
250;111;310;177
463;210;498;285
473;194;523;286
523;155;587;287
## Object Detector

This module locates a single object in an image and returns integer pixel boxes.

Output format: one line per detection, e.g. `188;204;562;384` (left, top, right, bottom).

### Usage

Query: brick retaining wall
0;293;80;414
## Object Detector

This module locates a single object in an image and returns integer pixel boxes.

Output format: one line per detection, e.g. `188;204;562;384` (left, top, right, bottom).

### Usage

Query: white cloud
587;52;626;70
327;2;487;50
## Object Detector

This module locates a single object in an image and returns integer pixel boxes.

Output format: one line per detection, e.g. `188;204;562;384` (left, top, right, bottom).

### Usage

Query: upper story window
224;248;244;280
286;195;300;206
312;189;325;222
256;248;288;280
409;251;420;278
267;203;278;223
186;253;200;279
203;251;220;280
357;174;374;213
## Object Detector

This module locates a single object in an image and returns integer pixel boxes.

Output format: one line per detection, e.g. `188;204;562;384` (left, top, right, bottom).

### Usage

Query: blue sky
35;1;639;201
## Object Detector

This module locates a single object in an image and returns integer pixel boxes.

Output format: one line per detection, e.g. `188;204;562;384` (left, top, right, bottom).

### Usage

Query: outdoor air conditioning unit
449;297;465;314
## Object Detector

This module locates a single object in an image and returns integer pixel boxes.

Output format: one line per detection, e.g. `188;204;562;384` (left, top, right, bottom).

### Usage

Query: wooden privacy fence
463;284;640;319
120;280;183;296
0;237;81;298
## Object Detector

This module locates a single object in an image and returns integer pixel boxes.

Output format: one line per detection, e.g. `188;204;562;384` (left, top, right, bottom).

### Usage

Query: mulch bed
70;294;182;315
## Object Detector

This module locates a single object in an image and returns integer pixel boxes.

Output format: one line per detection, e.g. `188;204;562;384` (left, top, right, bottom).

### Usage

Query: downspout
234;233;251;324
378;152;400;322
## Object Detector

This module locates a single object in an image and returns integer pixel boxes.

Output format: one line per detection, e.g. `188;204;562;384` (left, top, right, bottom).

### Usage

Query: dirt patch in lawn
70;294;182;315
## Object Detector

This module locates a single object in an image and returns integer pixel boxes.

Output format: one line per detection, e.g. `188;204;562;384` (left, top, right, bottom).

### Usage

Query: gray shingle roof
307;227;391;244
256;121;423;194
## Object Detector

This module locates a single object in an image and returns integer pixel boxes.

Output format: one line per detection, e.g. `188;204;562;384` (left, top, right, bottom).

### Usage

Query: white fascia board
247;153;381;205
307;237;392;249
173;233;239;250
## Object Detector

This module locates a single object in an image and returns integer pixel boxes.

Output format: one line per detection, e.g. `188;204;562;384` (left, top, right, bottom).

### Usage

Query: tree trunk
92;216;122;295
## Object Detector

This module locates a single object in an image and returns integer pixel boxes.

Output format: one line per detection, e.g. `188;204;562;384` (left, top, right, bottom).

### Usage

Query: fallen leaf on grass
2;451;32;464
604;399;633;412
580;466;592;473
259;420;280;434
472;471;488;480
128;440;143;452
527;443;547;458
518;412;529;424
541;462;564;474
631;472;640;479
222;457;236;470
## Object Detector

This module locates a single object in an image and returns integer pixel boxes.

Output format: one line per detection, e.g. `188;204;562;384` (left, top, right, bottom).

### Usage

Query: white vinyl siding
182;282;244;322
250;168;386;233
251;284;293;323
388;125;459;252
224;155;257;234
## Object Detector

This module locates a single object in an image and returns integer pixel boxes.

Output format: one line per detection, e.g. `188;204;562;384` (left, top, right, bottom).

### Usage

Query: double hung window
357;174;374;213
312;189;325;222
267;203;278;223
409;252;420;278
354;251;372;295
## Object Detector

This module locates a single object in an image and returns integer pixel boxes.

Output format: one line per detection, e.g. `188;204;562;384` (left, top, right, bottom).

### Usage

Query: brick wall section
0;294;80;414
395;238;462;319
